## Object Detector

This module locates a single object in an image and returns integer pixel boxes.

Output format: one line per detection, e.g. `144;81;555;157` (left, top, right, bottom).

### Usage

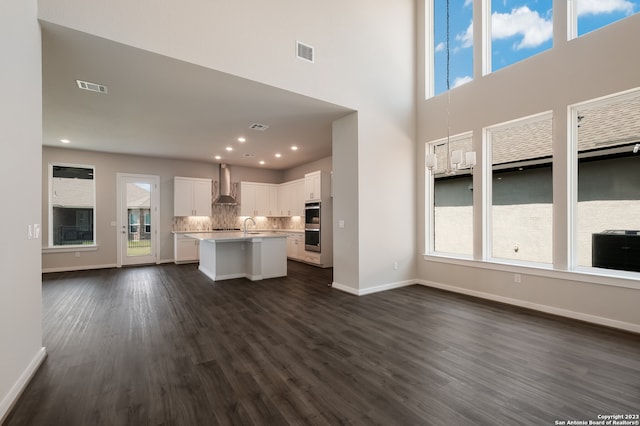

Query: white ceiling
41;23;353;170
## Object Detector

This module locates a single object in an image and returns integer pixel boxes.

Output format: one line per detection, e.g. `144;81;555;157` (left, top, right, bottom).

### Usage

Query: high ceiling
41;22;353;170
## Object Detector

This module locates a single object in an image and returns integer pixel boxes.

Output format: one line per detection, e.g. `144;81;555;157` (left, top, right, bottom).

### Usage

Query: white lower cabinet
284;233;321;265
286;233;303;259
174;234;199;263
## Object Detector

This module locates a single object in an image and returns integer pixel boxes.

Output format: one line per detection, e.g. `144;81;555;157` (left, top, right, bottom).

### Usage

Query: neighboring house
51;174;94;245
126;183;151;243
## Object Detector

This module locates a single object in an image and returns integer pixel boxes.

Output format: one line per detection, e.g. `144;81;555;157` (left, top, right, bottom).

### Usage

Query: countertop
184;232;288;242
173;229;303;235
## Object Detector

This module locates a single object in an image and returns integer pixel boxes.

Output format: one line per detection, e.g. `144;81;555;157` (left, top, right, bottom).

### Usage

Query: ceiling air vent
249;123;269;131
76;79;108;94
296;41;314;63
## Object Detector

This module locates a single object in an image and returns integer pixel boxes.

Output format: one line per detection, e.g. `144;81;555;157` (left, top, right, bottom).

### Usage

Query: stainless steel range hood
214;164;238;205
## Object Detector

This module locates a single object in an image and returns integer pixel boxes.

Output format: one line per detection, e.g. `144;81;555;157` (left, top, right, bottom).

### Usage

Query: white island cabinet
186;232;287;282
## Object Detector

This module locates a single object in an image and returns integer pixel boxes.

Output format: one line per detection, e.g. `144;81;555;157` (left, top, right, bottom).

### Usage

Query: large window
429;1;639;96
486;113;553;264
433;0;474;96
490;0;553;72
572;89;640;274
49;164;96;246
427;133;474;257
571;0;639;38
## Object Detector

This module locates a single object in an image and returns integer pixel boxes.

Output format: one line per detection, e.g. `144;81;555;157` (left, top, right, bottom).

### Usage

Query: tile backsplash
172;205;304;232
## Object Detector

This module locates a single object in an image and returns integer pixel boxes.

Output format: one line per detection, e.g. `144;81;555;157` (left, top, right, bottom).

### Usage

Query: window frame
568;0;639;40
425;131;474;258
569;87;640;278
426;0;475;98
48;162;97;249
483;111;554;267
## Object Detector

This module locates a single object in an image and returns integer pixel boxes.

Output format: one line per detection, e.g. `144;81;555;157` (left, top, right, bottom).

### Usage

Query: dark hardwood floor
5;261;640;425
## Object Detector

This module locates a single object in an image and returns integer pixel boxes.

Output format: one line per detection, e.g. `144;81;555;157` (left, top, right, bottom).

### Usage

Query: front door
117;173;160;266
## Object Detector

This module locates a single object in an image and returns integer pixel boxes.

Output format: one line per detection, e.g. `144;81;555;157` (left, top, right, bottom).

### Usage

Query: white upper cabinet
174;177;212;216
304;171;322;201
291;179;305;216
243;178;306;217
241;182;278;216
278;181;292;216
240;182;257;216
276;178;305;217
268;185;278;216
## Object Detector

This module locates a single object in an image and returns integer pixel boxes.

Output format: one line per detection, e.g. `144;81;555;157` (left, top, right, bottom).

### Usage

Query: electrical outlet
393;261;398;270
514;273;522;283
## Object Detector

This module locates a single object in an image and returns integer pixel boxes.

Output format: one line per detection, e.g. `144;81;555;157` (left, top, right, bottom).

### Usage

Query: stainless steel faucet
243;217;256;236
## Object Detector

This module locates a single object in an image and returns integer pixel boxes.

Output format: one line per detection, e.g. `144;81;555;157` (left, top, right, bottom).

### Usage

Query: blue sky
434;0;639;95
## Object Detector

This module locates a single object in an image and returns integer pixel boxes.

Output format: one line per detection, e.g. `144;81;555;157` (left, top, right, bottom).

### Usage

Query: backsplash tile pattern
173;205;304;232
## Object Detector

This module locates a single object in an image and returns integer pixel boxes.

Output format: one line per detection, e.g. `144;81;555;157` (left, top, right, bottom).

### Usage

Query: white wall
332;113;361;291
417;3;640;331
37;0;417;291
0;0;46;421
282;156;332;182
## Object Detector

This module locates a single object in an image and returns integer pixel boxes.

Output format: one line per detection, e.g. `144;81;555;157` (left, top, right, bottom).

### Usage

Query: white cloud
457;21;474;48
492;6;553;49
464;0;473;7
435;42;446;52
453;75;473;88
577;0;634;16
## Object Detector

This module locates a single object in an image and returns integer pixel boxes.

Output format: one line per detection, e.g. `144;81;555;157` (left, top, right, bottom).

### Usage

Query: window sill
422;254;640;290
42;245;98;254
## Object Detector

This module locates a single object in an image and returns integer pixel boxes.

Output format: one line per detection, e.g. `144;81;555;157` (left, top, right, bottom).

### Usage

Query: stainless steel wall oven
304;202;321;252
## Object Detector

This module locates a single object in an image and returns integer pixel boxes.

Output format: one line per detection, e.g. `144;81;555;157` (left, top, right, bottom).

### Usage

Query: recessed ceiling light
259;161;265;165
275;153;282;158
291;145;298;151
214;155;222;160
60;139;70;144
226;146;233;152
238;137;246;142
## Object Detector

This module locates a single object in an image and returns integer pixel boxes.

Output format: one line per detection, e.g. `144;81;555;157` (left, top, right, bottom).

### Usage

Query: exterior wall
417;2;640;331
0;0;45;421
37;0;417;292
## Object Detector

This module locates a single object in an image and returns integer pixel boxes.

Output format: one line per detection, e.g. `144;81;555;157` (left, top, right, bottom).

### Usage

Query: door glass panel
127;182;151;257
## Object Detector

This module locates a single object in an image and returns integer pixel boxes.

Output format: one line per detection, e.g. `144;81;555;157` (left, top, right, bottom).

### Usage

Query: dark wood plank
5;261;640;425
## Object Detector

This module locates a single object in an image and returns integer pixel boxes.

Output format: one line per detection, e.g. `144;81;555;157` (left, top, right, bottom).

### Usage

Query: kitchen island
185;232;287;282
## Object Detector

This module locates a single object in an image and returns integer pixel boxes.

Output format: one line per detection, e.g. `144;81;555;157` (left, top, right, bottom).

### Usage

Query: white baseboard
331;281;359;295
42;264;117;273
0;347;47;424
417;279;640;334
43;259;177;273
331;279;415;296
